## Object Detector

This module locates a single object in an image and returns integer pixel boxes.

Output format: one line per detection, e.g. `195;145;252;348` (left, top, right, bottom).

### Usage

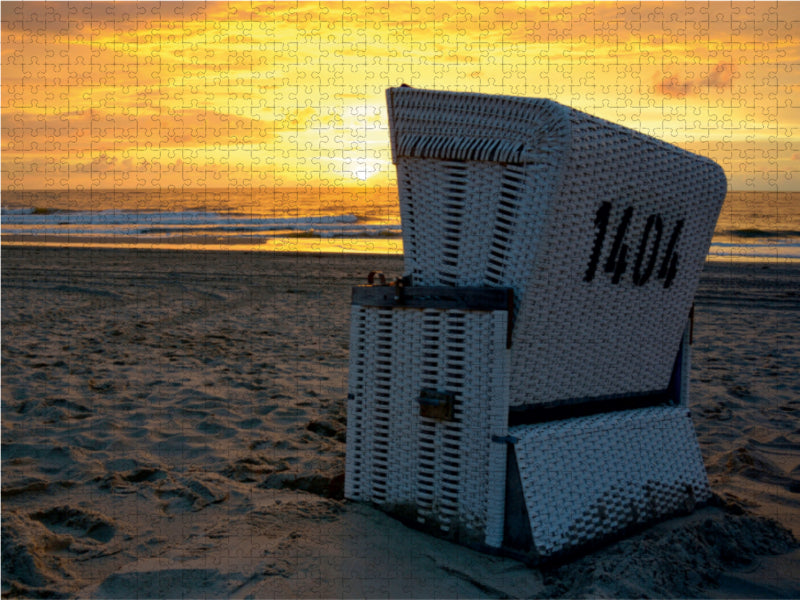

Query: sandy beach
2;246;798;599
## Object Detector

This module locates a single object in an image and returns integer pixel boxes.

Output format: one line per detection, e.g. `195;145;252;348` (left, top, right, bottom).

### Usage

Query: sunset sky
2;1;799;193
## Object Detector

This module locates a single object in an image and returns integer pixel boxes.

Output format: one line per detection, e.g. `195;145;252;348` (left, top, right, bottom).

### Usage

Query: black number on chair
604;206;633;283
658;219;684;289
585;201;683;288
584;201;611;282
633;214;663;286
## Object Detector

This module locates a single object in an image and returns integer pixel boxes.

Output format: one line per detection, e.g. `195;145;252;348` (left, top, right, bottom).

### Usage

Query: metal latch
417;389;455;421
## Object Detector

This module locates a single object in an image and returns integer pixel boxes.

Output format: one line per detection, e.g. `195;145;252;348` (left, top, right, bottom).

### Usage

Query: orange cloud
655;62;736;98
3;2;799;191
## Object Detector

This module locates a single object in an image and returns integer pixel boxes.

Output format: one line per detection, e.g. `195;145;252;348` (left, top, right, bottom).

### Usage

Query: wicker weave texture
386;87;727;406
345;303;510;547
509;406;711;558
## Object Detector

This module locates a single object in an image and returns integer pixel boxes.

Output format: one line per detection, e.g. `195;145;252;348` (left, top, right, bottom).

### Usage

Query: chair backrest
386;86;727;407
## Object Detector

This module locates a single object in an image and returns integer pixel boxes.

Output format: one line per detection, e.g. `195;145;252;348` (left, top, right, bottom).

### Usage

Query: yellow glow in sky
2;1;799;192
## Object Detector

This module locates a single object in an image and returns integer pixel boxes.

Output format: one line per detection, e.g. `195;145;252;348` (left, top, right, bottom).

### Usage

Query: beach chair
345;87;728;561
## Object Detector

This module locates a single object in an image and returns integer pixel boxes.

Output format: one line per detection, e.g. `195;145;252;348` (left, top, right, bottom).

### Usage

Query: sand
2;246;798;599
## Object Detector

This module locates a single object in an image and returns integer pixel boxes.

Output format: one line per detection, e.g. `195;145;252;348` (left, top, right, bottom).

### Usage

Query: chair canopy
386;87;727;406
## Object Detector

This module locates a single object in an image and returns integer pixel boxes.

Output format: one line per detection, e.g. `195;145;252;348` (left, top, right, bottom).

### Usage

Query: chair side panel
345;301;510;547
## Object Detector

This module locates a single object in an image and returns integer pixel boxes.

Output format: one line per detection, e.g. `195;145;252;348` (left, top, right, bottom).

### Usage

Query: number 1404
584;201;684;289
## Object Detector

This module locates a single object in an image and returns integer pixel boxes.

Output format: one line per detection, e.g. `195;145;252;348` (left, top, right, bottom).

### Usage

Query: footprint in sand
94;566;239;599
29;506;116;543
154;476;229;514
720;447;800;492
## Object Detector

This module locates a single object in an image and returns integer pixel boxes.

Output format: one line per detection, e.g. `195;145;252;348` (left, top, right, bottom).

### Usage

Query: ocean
2;188;798;261
0;187;403;255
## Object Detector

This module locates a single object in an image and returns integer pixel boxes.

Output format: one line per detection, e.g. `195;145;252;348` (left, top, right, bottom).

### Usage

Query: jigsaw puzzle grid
2;3;800;598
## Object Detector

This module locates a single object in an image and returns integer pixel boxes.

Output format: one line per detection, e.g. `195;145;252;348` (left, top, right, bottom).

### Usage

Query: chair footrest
505;406;711;559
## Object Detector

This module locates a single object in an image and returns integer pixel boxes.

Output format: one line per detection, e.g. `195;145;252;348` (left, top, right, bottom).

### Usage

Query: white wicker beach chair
346;87;727;560
386;86;727;407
